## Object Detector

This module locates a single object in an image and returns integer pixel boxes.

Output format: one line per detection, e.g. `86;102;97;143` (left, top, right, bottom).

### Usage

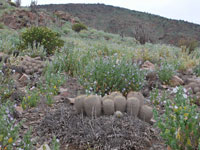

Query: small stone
193;87;200;94
169;75;184;87
18;73;29;85
141;61;155;71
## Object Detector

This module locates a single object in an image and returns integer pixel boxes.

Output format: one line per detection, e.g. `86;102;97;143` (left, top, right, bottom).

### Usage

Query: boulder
141;61;155;71
169;75;184;87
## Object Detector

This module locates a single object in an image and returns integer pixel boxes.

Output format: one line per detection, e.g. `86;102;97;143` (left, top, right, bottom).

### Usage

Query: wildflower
187;138;192;146
183;94;188;99
172;87;178;93
54;85;57;89
8;137;13;144
176;128;181;140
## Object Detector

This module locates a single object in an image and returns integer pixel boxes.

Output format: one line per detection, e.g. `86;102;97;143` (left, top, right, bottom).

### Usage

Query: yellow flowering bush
154;87;200;149
18;26;64;55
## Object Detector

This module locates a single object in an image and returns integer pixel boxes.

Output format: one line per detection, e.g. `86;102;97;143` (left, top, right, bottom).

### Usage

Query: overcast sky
20;0;200;25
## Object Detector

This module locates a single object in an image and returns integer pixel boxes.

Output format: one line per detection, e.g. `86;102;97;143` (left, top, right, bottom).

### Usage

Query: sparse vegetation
154;87;200;150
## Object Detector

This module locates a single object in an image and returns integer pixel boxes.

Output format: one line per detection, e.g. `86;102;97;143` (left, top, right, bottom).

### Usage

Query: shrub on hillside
157;61;176;84
72;23;87;32
18;26;64;55
178;38;198;54
79;56;146;96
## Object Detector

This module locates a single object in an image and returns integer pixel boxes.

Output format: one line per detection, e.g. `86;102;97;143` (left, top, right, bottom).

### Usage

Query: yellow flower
54;85;57;89
187;138;192;146
184;106;187;110
8;137;13;144
184;113;189;117
176;128;181;141
184;113;189;120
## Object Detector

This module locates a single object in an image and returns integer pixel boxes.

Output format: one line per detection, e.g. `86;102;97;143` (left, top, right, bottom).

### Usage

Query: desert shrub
178;38;198;54
154;86;200;150
134;25;149;45
72;23;87;32
157;61;176;84
18;26;64;55
79;56;146;96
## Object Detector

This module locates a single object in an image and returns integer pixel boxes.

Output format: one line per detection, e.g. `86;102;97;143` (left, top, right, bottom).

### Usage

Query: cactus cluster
74;91;153;123
20;56;45;75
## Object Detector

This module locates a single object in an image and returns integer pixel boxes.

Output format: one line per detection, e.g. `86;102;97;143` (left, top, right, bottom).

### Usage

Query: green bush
72;23;87;32
157;61;176;84
79;56;146;96
154;87;200;150
18;26;64;55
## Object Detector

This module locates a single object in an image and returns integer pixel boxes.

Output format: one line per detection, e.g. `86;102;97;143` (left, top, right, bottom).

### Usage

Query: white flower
183;88;187;93
56;139;60;143
174;105;178;109
172;87;178;93
183;94;188;99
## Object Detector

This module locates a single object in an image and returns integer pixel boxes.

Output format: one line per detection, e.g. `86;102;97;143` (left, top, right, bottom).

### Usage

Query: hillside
37;3;200;46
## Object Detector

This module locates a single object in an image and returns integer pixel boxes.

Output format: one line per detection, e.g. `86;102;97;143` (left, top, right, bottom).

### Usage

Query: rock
59;88;69;97
138;105;153;123
74;95;86;114
37;143;51;150
113;96;126;112
83;95;102;117
127;91;144;107
185;82;198;92
18;73;29;86
102;99;115;115
13;106;23;118
193;87;200;94
114;111;123;118
141;61;155;71
169;75;184;87
126;97;140;117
